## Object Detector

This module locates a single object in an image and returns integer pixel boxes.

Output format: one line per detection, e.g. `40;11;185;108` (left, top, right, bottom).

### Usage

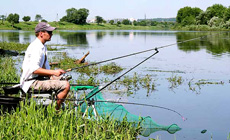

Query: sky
0;0;229;21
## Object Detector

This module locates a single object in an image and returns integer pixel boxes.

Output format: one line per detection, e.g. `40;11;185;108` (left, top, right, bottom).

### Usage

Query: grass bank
0;101;140;139
0;56;140;139
0;21;172;31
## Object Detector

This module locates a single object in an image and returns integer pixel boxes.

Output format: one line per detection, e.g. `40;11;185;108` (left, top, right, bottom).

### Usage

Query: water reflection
59;31;88;46
0;31;19;42
176;32;230;55
0;30;230;56
96;31;106;41
23;32;32;43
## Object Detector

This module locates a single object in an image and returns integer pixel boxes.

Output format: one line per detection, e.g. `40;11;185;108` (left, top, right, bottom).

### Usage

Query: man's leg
30;80;70;110
56;82;70;110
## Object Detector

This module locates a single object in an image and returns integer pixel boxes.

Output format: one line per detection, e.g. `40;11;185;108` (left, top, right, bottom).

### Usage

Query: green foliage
100;62;123;74
116;21;121;26
223;19;230;29
133;20;138;26
0;21;175;31
0;100;140;139
176;6;202;24
109;20;114;25
122;19;131;25
0;41;29;52
50;54;124;76
108;72;156;95
61;8;89;24
41;19;47;22
95;16;103;25
22;16;31;22
176;4;230;29
208;16;223;27
0;15;6;24
138;20;147;26
196;11;209;25
6;13;19;26
0;41;54;52
150;21;158;26
224;7;230;22
181;16;196;26
35;14;42;22
206;4;227;19
167;75;183;89
0;57;20;93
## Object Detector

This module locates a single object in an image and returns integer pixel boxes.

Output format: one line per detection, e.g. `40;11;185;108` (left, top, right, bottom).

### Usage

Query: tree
208;16;223;27
77;8;89;24
206;4;227;20
95;16;103;25
0;15;6;24
60;16;67;22
109;20;114;25
224;7;230;22
196;11;209;25
150;21;158;26
116;21;121;26
181;16;196;26
122;19;131;25
7;13;19;26
61;8;89;24
35;14;42;22
176;6;202;24
223;19;230;29
22;16;31;22
133;20;138;26
138;20;147;26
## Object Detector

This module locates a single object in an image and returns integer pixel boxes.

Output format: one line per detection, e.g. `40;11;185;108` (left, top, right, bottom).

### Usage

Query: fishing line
54;97;186;121
66;31;226;72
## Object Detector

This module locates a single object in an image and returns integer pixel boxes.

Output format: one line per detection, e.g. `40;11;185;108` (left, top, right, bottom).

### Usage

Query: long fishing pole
66;32;224;72
78;49;159;105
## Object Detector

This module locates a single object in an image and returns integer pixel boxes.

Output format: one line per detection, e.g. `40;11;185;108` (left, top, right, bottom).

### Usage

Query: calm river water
1;30;230;140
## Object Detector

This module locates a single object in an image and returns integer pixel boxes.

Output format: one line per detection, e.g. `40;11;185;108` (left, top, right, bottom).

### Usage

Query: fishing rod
77;48;159;105
73;32;223;107
66;32;224;72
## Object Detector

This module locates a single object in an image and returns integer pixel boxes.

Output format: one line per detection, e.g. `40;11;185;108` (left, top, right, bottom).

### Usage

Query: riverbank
1;21;229;31
0;21;171;31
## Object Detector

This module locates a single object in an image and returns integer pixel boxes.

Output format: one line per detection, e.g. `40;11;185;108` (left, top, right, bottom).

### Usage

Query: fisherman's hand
53;69;66;76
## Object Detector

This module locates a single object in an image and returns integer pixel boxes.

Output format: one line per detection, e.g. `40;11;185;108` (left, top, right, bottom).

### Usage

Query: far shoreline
0;21;229;31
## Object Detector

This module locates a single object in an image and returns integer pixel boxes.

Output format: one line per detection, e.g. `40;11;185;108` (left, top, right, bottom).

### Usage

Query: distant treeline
1;4;230;30
175;4;230;30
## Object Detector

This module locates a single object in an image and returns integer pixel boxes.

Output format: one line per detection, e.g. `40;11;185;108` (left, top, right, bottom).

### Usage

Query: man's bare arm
33;68;66;77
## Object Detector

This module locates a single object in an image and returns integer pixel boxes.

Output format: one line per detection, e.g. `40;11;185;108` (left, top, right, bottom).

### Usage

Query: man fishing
20;22;70;110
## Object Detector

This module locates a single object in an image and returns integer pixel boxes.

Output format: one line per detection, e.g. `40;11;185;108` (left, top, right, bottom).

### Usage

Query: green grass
0;21;171;31
0;41;57;53
0;100;140;139
0;42;29;52
0;57;20;94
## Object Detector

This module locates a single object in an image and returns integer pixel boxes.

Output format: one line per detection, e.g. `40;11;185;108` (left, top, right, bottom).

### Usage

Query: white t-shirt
20;38;50;93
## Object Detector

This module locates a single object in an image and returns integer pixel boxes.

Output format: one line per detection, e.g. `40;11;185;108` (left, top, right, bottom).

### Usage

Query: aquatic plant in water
167;74;183;89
